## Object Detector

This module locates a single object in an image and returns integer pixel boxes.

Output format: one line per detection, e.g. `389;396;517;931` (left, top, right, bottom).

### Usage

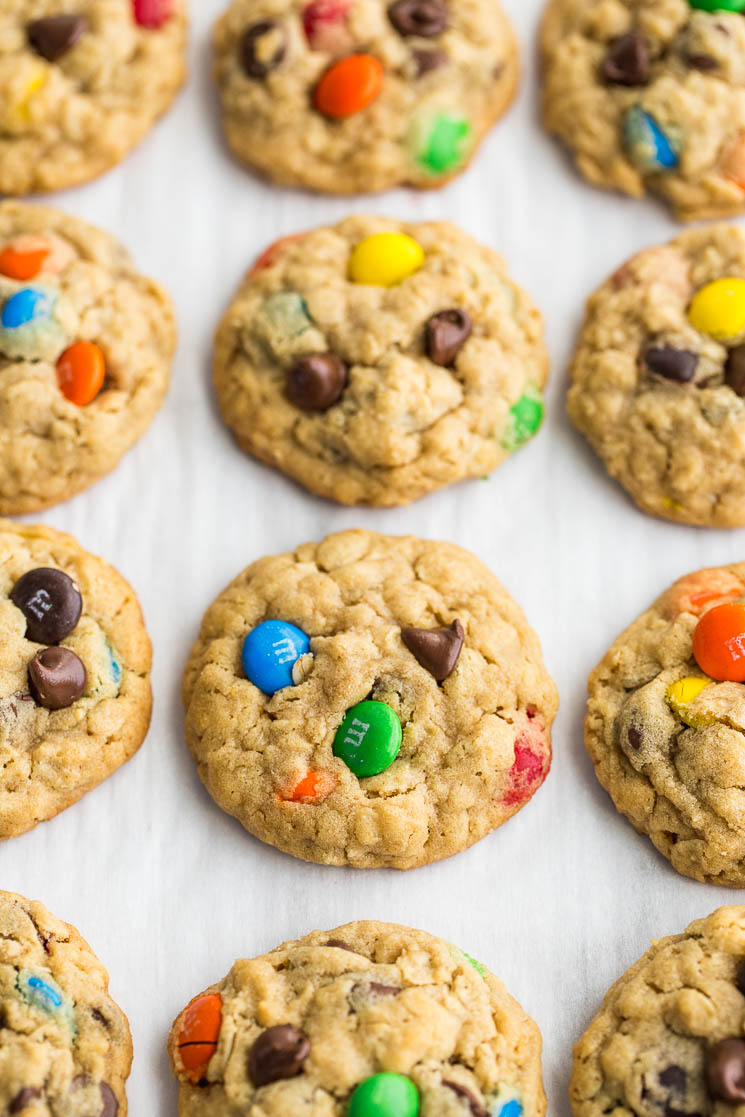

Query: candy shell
623;106;679;172
242;620;311;695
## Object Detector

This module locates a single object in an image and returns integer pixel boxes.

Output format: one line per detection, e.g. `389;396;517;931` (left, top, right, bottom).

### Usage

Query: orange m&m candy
177;993;222;1082
56;341;106;406
280;770;336;803
313;54;383;119
692;603;745;682
0;240;50;281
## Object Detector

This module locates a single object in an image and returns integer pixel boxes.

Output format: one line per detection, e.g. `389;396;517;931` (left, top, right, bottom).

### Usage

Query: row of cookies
5;888;745;1117
6;1;745;220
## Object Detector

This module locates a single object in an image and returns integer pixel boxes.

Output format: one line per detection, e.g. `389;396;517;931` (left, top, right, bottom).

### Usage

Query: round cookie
183;529;558;870
0;519;152;841
0;890;132;1115
168;919;545;1117
0;201;176;515
541;0;745;221
213;0;518;193
572;907;745;1117
584;562;745;885
0;1;187;195
566;224;745;528
214;216;549;507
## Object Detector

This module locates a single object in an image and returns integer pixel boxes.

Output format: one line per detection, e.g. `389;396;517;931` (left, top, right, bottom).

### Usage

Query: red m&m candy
133;0;173;28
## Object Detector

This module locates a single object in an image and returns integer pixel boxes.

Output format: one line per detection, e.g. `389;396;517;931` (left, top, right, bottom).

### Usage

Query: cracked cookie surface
213;0;517;194
572;907;745;1117
168;919;545;1117
0;520;152;841
0;889;131;1116
214;216;549;507
585;562;745;885
0;1;187;195
568;225;745;528
0;201;176;515
541;0;745;221
182;529;558;870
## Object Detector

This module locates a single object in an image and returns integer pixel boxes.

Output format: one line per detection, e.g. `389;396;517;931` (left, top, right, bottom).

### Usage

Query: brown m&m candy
28;647;86;710
401;619;464;681
248;1025;310;1087
10;568;82;644
426;309;472;367
388;0;447;37
27;15;88;62
706;1038;745;1103
287;353;348;410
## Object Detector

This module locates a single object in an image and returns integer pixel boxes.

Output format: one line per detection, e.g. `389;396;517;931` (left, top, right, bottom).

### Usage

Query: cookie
572;907;745;1117
183;529;558;870
0;520;152;840
565;224;745;527
213;0;517;193
0;890;132;1115
0;201;176;515
214;216;548;507
168;919;545;1117
0;1;187;195
541;0;745;221
583;562;745;885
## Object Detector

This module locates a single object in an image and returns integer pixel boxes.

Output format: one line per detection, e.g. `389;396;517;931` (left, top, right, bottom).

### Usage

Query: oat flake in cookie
213;0;517;193
566;224;745;527
0;520;152;841
0;0;187;195
214;216;548;507
0;890;132;1115
541;0;745;221
572;907;745;1117
168;920;545;1117
183;529;558;870
0;201;176;515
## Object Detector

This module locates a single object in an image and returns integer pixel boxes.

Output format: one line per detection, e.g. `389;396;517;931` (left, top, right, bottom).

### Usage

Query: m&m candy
313;54;383;118
57;341;106;406
693;603;745;682
348;1073;420;1117
242;620;311;695
1;287;52;329
414;113;471;175
688;279;745;341
176;993;222;1083
17;970;72;1029
689;0;745;9
501;386;544;453
333;700;402;777
133;0;173;28
623;106;679;172
0;238;50;281
666;676;713;726
348;233;424;288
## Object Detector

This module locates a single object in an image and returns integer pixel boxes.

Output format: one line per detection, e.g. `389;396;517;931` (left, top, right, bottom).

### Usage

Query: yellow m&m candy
688;278;745;340
666;676;713;726
348;233;424;288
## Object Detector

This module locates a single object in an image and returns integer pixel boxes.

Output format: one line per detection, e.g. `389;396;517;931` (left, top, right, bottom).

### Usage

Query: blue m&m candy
242;620;311;695
1;287;52;329
623;106;679;172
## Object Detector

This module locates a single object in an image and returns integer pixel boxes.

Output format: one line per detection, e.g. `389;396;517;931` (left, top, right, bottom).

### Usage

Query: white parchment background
5;0;745;1111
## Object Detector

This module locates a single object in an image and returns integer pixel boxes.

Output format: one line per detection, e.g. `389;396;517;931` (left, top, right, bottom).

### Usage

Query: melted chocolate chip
686;53;718;71
706;1038;745;1102
28;646;86;710
91;1007;110;1028
660;1067;687;1092
736;960;745;996
645;347;698;383
248;1025;310;1087
351;980;400;1000
413;48;447;75
401;619;464;682
628;727;642;750
99;1082;118;1117
287;353;348;411
726;346;745;397
240;20;287;79
425;309;473;367
27;15;87;61
388;0;447;37
10;1087;43;1114
601;31;650;87
325;939;357;951
10;568;82;645
442;1080;487;1117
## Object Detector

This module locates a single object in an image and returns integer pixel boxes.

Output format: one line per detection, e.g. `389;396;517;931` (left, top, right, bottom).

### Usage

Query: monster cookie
213;0;517;193
0;890;132;1114
168;919;545;1117
0;520;152;840
0;1;187;195
0;201;176;515
214;217;548;507
565;224;745;527
583;562;745;884
572;907;745;1117
183;529;558;869
541;0;745;221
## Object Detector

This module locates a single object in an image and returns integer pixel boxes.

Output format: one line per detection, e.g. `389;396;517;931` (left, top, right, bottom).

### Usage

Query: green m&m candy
688;0;745;10
412;113;471;175
333;700;402;777
501;384;544;453
348;1073;420;1117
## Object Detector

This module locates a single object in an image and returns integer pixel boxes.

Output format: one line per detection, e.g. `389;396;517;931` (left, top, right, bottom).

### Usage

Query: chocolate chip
10;1088;42;1114
644;347;698;383
627;727;642;750
326;939;356;951
706;1038;745;1102
351;980;400;999
248;1025;310;1087
388;0;447;37
401;619;464;682
726;346;745;397
240;21;287;79
99;1082;118;1117
28;647;86;710
660;1067;687;1093
425;309;472;367
27;15;87;61
413;48;447;75
91;1007;110;1028
442;1081;487;1117
601;31;650;87
686;53;718;71
287;353;348;411
736;960;745;995
10;568;82;645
